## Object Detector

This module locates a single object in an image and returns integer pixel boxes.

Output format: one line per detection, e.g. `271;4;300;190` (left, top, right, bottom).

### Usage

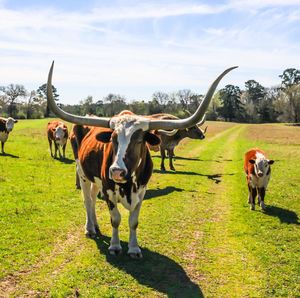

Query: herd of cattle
0;64;275;258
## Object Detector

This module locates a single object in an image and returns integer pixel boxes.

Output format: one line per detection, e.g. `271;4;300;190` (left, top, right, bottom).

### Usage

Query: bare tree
0;84;27;117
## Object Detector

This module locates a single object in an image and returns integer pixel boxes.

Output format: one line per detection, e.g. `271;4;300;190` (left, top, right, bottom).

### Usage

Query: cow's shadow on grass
152;155;233;163
144;186;183;200
53;157;75;164
0;152;19;158
93;234;203;298
265;205;300;225
154;169;235;184
152;155;200;162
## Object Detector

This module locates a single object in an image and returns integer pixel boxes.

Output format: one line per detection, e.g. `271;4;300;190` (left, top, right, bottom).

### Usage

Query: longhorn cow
149;113;207;171
47;62;237;258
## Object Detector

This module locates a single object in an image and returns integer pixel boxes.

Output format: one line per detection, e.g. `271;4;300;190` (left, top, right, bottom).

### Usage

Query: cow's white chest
250;174;270;189
0;131;8;143
107;185;146;212
55;137;67;146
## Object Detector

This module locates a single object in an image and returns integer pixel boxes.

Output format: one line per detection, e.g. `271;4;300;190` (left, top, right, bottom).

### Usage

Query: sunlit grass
0;120;299;297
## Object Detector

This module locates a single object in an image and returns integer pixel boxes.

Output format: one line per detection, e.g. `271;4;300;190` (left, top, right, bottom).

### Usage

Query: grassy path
0;121;299;297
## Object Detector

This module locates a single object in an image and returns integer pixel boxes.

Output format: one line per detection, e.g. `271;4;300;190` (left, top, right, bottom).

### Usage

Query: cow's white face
96;115;160;184
6;117;17;132
249;152;274;178
54;125;66;142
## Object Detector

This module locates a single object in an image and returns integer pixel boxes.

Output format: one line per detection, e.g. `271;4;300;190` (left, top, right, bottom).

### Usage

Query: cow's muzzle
110;167;127;183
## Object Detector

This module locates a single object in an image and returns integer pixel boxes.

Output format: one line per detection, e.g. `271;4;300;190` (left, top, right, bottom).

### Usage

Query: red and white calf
244;148;274;210
47;120;68;159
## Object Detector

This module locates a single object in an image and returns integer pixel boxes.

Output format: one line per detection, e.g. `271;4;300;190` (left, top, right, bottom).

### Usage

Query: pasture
0;119;299;297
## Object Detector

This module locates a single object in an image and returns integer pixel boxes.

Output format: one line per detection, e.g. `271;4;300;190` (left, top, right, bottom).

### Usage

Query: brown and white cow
149;113;207;171
47;61;237;258
244;148;274;211
47;120;69;159
0;117;18;154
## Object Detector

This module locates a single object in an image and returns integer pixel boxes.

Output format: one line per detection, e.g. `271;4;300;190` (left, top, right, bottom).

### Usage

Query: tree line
1;68;299;123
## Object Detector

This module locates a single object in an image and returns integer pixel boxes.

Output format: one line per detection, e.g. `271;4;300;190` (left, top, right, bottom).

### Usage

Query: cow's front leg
62;143;66;159
108;201;122;255
1;141;4;154
160;148;166;172
128;199;143;259
258;187;266;211
168;149;176;171
90;183;100;233
80;178;97;237
250;187;257;210
48;139;53;157
57;144;62;159
54;142;59;158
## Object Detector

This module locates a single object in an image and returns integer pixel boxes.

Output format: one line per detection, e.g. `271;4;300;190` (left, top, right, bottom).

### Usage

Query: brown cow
47;62;237;258
47;120;68;159
0;117;18;154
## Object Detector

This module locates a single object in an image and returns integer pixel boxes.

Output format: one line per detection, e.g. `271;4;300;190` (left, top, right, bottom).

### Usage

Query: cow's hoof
109;246;122;256
170;167;176;171
260;202;266;211
250;205;255;211
85;230;97;238
128;252;143;259
128;246;142;259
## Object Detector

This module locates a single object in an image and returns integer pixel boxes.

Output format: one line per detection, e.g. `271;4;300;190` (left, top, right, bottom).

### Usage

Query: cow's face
53;125;66;142
186;125;207;140
97;116;160;183
6;117;18;132
249;158;274;177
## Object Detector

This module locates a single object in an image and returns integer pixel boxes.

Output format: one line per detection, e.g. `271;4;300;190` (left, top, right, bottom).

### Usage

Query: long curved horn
157;129;178;136
197;114;206;127
47;61;111;127
149;66;238;130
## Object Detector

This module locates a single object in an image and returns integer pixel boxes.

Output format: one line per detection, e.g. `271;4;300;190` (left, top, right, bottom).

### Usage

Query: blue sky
0;0;300;104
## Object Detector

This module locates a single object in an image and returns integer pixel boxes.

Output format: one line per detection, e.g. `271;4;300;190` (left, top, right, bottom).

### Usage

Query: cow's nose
110;167;127;182
258;172;263;177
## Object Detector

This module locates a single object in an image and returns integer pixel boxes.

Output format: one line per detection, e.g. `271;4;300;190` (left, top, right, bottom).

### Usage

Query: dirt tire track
0;228;85;297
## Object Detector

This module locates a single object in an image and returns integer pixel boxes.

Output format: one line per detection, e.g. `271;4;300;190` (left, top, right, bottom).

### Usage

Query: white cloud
0;1;299;103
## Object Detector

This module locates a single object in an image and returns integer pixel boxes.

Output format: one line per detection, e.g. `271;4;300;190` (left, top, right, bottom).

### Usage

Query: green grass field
0;119;299;297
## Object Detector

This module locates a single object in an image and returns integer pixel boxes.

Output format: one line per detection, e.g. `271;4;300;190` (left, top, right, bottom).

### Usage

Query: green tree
244;80;266;104
279;68;300;89
279;68;300;123
37;83;59;117
103;94;127;116
79;96;95;115
219;85;244;122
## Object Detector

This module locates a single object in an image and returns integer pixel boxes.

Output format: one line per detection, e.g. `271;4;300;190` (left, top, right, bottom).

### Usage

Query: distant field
0;119;299;297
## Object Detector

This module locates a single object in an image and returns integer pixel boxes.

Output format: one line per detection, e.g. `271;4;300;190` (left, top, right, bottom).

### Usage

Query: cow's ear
144;132;161;146
14;119;18;123
249;159;256;164
95;131;112;143
268;160;274;165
